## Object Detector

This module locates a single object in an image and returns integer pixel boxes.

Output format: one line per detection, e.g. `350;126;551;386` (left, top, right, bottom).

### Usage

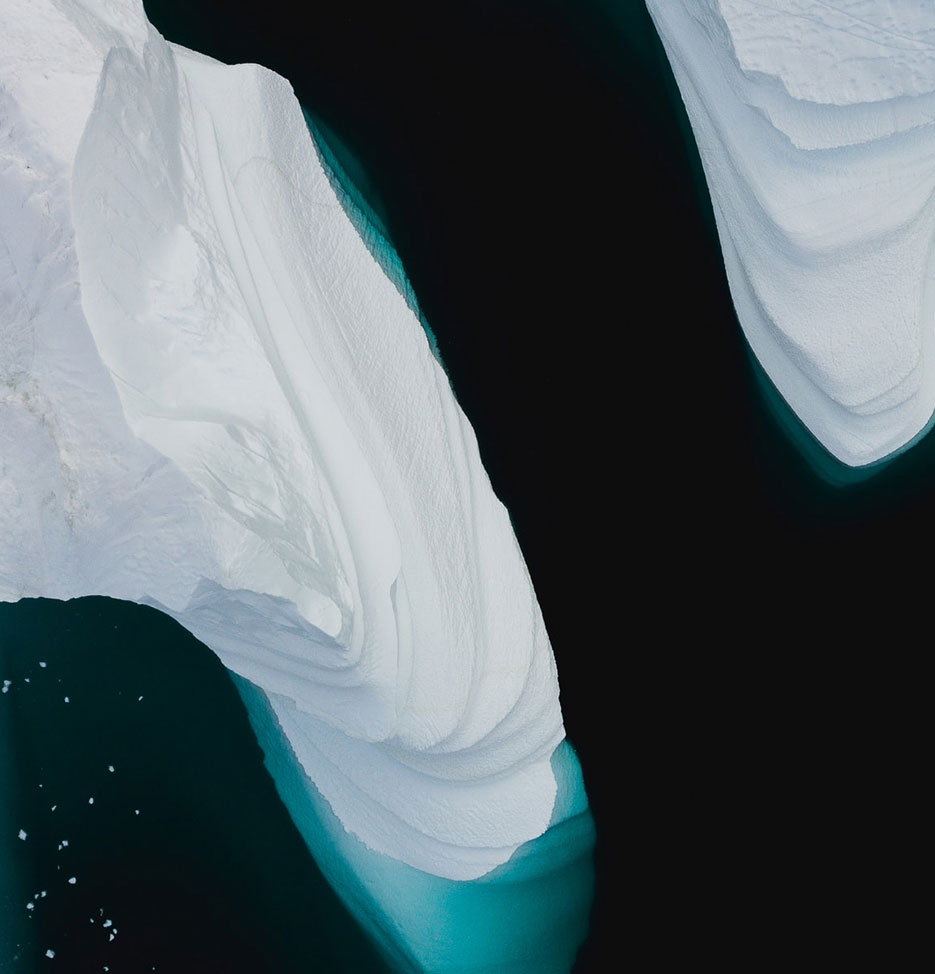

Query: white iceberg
646;0;935;466
0;0;568;883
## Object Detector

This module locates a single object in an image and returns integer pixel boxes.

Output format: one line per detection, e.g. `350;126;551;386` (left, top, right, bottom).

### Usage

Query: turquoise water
233;675;595;973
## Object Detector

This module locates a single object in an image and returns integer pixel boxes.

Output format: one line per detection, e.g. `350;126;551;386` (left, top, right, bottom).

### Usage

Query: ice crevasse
647;0;935;467
0;0;571;883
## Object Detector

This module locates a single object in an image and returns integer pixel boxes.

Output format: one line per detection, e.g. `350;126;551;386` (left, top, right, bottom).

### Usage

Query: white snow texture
647;0;935;466
0;0;564;879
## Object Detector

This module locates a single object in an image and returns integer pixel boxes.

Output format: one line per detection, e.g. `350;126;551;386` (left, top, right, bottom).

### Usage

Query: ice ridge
0;0;568;881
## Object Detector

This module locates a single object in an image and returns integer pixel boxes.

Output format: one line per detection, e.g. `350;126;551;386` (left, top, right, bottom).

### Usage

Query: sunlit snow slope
647;0;935;466
0;0;566;880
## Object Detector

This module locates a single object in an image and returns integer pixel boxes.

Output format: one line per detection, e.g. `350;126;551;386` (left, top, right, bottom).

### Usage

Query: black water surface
0;598;390;973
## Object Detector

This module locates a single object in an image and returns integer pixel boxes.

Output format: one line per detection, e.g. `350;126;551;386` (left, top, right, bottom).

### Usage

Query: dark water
0;598;391;972
625;5;926;963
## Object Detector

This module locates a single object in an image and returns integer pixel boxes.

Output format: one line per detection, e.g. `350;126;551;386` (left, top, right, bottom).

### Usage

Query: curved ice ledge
647;0;935;467
0;1;569;880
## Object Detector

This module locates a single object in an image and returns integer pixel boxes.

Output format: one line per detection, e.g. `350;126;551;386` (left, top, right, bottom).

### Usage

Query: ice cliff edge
647;1;935;467
0;0;566;880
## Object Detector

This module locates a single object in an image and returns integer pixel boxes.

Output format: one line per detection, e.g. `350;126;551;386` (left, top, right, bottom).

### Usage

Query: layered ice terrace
647;0;935;466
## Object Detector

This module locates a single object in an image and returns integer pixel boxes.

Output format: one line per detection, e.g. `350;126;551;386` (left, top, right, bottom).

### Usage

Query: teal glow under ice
233;673;595;973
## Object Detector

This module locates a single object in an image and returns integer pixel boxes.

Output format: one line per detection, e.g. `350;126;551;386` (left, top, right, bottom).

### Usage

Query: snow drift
0;0;567;881
647;0;935;466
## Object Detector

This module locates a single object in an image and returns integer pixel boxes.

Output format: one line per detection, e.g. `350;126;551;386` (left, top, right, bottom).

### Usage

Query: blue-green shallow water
232;675;594;973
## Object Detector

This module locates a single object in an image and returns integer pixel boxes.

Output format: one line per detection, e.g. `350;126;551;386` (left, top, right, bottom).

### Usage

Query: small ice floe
64;697;69;703
18;829;27;840
90;918;94;923
51;806;57;812
138;695;143;702
107;765;115;773
24;678;30;683
134;809;140;815
108;934;115;942
67;877;76;885
62;839;68;847
45;949;55;958
102;920;112;928
88;797;94;805
39;662;47;668
26;902;34;911
40;891;47;898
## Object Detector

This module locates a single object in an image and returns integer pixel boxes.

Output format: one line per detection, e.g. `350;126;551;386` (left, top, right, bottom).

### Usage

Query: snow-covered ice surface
0;0;574;893
646;1;935;467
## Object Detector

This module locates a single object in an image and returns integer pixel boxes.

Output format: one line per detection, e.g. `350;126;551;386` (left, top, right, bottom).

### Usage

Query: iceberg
0;0;591;960
646;0;935;467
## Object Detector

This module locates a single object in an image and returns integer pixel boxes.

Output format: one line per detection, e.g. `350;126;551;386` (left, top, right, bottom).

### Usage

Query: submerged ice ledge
0;0;570;881
647;0;935;467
